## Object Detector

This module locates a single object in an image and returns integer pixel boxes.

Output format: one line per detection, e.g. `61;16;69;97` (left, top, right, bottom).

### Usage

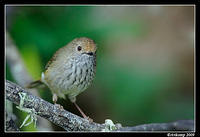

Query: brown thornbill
27;37;97;122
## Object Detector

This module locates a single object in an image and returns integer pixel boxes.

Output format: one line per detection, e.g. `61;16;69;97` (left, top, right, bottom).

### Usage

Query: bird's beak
83;52;94;56
86;52;94;56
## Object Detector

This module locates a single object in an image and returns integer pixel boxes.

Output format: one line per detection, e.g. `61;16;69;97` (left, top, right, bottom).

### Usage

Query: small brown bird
27;37;97;121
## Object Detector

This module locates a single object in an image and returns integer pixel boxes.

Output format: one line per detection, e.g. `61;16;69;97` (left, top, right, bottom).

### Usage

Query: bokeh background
6;5;194;131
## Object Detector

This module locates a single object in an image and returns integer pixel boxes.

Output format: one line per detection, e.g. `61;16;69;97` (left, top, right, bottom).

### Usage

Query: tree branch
6;80;194;132
6;32;38;94
118;120;194;131
6;80;106;131
6;32;52;130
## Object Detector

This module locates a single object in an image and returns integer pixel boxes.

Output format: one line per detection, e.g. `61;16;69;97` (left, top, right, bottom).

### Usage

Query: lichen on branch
6;80;194;132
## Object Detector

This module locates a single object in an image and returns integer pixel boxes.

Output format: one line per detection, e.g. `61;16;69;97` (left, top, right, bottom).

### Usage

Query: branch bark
119;120;194;131
6;80;194;132
6;80;106;131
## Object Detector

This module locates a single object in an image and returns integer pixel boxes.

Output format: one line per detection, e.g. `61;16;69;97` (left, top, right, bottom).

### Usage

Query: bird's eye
77;46;82;51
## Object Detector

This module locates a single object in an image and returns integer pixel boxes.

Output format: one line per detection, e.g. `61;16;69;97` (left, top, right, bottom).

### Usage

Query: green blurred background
6;5;194;131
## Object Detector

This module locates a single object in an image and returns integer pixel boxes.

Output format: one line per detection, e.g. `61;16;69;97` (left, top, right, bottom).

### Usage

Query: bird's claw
84;116;93;123
54;103;64;110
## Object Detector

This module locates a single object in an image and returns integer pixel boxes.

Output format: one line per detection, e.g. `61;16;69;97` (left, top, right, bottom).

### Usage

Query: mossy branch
6;80;194;132
6;80;106;131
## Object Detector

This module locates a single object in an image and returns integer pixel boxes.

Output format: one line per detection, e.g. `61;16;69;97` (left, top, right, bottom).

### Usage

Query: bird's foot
84;116;93;123
54;103;64;110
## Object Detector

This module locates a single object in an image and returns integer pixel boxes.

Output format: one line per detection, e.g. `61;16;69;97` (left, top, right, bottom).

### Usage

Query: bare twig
6;32;37;92
6;32;52;130
6;80;194;132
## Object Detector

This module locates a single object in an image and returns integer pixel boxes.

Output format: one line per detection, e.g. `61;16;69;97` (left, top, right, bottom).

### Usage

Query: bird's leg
52;93;63;109
73;102;93;123
52;93;58;104
69;95;93;122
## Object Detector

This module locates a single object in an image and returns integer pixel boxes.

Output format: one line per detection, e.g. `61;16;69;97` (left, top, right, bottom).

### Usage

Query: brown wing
45;42;71;71
45;48;62;70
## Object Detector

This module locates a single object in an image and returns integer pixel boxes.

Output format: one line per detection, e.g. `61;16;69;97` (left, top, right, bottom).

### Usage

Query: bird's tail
26;80;44;88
